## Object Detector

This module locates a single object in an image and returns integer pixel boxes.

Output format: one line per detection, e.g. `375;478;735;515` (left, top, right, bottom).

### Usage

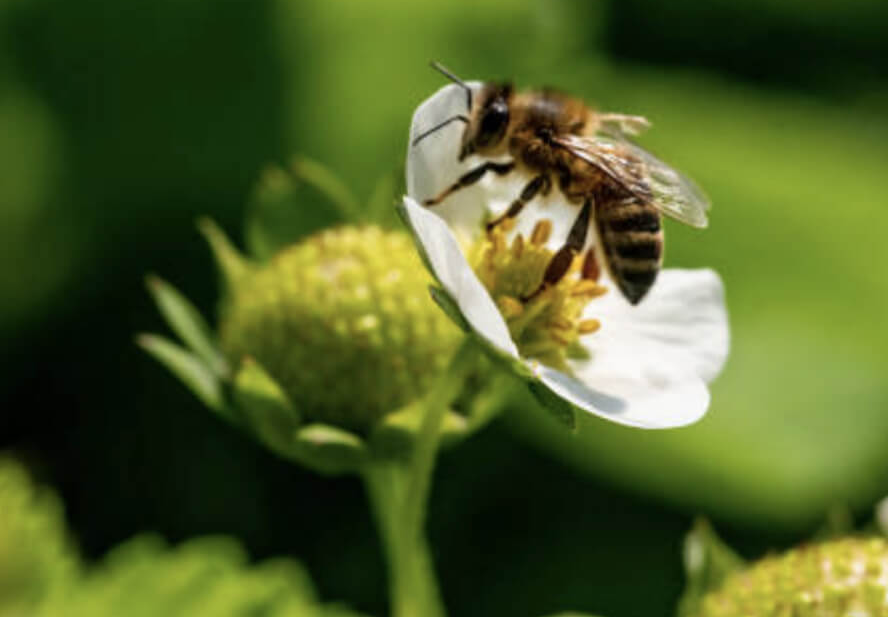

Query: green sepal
676;519;746;617
290;156;362;222
428;286;470;333
528;380;577;432
365;166;401;226
369;401;468;460
232;357;302;456
244;162;343;261
197;217;251;291
290;424;367;476
145;274;228;377
137;334;228;416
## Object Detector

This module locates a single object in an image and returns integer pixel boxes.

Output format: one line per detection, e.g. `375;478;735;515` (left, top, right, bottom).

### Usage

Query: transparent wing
597;113;652;138
553;133;710;228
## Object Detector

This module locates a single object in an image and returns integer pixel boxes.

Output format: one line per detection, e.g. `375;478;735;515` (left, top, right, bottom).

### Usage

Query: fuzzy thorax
698;537;888;617
470;220;607;372
218;226;461;433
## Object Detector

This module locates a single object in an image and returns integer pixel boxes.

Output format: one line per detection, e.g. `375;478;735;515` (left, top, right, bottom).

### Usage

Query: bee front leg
423;161;515;207
486;174;550;232
522;198;592;302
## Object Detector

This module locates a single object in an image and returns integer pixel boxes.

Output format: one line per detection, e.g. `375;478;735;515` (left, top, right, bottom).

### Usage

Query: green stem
404;338;479;535
364;461;443;617
362;337;479;617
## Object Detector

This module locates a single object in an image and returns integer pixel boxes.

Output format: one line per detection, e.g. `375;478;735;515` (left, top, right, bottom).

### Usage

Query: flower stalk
364;337;480;617
364;461;443;617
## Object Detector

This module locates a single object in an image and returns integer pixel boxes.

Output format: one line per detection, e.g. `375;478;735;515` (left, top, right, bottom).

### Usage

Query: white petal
406;82;489;242
399;197;519;359
532;361;710;429
583;268;729;384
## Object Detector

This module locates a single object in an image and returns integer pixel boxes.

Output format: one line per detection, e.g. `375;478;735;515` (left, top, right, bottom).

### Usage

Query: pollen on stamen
511;234;524;258
571;279;608;298
530;219;552;246
579;319;601;334
550;317;574;331
470;219;610;373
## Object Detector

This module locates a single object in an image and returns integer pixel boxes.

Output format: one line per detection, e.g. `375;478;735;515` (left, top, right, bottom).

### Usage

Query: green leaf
232;357;301;456
145;275;228;377
428;286;470;332
34;533;370;617
369;401;468;460
528;380;577;432
291;424;368;476
136;334;227;416
676;519;745;617
244;163;343;260
0;459;79;613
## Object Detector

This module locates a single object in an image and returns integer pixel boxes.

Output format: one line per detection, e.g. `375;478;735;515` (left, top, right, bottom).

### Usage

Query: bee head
460;83;513;161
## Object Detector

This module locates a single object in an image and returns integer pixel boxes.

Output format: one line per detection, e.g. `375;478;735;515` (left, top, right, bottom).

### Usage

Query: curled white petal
532;361;709;429
407;82;488;243
583;269;729;384
399;196;518;359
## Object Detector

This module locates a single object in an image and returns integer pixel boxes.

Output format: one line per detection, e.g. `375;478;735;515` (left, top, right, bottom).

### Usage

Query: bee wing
597;113;652;138
553;134;711;229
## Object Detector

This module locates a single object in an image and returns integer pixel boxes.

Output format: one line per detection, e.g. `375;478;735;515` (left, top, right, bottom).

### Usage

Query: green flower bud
140;157;489;473
696;537;888;617
215;225;461;433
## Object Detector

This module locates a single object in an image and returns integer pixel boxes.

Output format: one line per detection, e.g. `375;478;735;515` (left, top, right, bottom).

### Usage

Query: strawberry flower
398;83;730;429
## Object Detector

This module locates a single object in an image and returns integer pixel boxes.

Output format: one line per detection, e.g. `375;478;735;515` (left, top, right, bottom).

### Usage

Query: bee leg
522;198;592;302
486;174;550;232
423;161;515;206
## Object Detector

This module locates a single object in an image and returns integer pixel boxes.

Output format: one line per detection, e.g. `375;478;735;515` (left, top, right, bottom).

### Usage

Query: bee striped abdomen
596;198;663;305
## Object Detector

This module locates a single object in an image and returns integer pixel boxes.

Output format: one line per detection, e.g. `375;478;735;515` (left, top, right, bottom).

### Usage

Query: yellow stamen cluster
698;537;888;617
471;220;607;372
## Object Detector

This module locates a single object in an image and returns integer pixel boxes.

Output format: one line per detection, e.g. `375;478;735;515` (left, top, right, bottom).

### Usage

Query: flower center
470;220;608;371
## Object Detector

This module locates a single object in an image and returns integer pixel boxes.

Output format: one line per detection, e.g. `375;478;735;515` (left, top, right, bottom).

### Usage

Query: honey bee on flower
400;71;729;429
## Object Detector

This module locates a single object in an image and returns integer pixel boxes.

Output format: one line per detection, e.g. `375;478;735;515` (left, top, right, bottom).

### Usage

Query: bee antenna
430;60;473;110
412;115;469;147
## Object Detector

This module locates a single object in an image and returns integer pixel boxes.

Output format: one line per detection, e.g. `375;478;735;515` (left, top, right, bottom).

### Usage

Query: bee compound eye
479;100;509;141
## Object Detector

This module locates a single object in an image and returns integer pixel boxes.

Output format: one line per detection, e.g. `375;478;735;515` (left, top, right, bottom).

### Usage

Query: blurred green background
1;0;887;615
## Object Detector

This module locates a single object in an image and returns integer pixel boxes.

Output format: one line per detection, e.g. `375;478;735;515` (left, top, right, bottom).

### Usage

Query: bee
412;62;710;305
